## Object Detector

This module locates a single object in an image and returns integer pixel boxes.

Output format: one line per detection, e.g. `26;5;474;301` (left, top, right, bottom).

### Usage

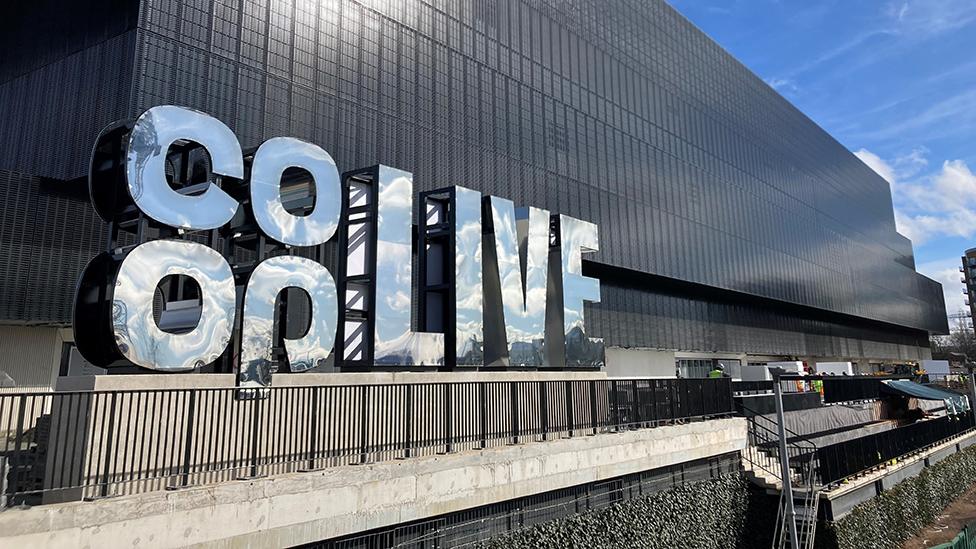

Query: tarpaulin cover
759;401;882;436
881;379;970;414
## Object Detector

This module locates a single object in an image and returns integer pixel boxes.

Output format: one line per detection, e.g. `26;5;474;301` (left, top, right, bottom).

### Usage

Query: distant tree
931;310;976;362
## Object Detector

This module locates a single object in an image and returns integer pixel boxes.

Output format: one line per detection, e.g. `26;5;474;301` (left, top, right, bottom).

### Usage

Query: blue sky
670;0;976;322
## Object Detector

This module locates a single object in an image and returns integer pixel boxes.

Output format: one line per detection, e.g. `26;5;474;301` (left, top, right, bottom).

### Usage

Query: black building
0;0;947;384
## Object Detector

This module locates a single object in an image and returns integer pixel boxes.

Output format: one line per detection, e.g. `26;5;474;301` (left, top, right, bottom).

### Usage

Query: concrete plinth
0;418;746;548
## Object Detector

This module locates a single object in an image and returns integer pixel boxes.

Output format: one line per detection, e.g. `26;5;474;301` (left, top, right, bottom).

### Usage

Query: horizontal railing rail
732;380;774;394
736;374;920;404
816;412;974;486
740;401;820;485
0;377;734;507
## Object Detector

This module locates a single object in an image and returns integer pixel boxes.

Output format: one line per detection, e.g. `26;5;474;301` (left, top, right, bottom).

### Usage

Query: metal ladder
772;456;820;549
742;406;821;549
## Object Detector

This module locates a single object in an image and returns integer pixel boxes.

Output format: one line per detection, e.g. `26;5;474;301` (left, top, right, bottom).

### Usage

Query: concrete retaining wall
823;429;976;520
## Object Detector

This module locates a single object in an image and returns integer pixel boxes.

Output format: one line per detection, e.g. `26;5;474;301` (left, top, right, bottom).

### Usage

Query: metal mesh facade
0;0;946;360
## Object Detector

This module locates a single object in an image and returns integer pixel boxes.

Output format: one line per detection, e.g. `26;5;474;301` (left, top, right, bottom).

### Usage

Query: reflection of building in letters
249;137;342;247
239;256;338;394
373;166;445;366
125;106;241;229
453;187;484;366
483;197;550;367
112;240;236;371
546;215;604;368
419;186;485;367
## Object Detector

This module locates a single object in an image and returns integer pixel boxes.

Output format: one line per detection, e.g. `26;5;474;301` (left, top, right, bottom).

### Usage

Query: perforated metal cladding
0;31;136;180
590;282;929;361
0;172;106;323
0;0;945;357
125;0;944;335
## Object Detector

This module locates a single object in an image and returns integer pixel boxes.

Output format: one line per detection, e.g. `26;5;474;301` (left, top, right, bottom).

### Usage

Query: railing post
539;381;549;441
610;379;620;431
100;392;118;496
632;380;642;428
510;382;520;444
248;393;261;478
773;373;800;549
650;379;658;425
443;383;453;453
565;381;574;437
478;383;487;449
181;390;197;487
670;380;678;422
589;381;598;435
359;385;369;464
405;384;414;458
968;372;976;428
307;386;319;470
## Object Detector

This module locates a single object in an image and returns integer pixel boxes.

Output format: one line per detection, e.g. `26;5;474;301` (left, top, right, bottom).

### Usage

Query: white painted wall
0;325;63;392
605;347;676;378
816;362;853;375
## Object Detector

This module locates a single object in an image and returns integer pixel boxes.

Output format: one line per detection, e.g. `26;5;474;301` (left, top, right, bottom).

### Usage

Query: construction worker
708;364;725;379
812;377;824;397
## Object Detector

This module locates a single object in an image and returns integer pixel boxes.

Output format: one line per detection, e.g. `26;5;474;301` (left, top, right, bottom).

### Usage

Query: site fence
0;377;733;507
931;520;976;549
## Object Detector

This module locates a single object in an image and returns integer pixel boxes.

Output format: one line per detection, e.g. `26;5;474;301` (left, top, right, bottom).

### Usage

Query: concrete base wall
0;418;746;548
823;429;976;520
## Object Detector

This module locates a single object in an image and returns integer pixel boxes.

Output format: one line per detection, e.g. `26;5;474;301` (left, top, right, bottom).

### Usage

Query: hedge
819;442;976;549
474;474;761;549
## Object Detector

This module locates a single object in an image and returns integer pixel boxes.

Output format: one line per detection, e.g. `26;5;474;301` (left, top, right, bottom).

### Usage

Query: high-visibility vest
708;369;723;378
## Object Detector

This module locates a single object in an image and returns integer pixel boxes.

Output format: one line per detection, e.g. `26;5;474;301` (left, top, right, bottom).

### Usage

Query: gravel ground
901;483;976;549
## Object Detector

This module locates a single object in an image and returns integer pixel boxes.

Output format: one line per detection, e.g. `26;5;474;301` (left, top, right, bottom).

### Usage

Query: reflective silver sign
553;215;605;368
483;197;550;367
249;137;341;246
373;166;445;366
453;186;484;366
112;240;236;371
126;105;242;229
239;256;338;390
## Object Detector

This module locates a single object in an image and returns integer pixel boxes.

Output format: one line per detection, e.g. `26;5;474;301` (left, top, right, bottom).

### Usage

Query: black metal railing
816;412;974;485
732;380;774;394
821;375;912;403
741;402;820;485
0;377;733;507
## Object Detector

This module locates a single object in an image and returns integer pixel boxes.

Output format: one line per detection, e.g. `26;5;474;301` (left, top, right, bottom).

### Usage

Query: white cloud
854;149;896;186
856;148;976;246
885;0;976;36
764;77;797;93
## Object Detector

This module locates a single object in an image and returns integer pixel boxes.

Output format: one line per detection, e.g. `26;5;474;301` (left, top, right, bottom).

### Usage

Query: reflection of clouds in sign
239;256;337;389
453;186;484;365
386;290;411;311
487;198;549;361
113;240;235;371
126;106;241;230
250;137;341;247
558;215;604;366
373;166;444;365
